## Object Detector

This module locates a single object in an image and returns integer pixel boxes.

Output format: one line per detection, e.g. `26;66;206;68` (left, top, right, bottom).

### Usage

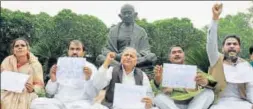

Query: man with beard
96;4;157;67
151;45;216;109
207;3;253;109
30;40;107;109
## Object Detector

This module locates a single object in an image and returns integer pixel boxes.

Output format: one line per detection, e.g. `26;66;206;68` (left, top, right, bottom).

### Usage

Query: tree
136;18;156;39
137;17;210;72
185;43;210;73
0;8;35;63
31;9;108;77
218;13;253;59
30;12;55;46
151;18;206;64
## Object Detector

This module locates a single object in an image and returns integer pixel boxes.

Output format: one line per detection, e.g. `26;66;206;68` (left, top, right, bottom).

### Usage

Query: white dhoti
209;82;253;109
210;98;252;109
30;98;108;109
154;89;214;109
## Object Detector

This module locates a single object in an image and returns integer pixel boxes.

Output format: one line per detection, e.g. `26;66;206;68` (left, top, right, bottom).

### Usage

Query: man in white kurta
207;4;253;109
30;40;107;109
152;45;215;109
92;47;156;109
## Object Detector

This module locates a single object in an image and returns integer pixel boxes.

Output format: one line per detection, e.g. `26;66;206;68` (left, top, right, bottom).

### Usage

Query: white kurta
92;65;156;109
30;61;108;109
207;20;253;109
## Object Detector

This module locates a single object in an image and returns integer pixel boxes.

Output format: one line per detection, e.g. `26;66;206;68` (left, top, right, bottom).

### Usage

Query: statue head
119;4;137;26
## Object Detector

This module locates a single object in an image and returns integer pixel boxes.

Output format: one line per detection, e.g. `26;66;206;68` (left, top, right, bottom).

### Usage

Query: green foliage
136;18;209;72
136;18;156;39
151;18;206;64
0;8;34;62
185;44;210;73
218;12;253;59
1;8;108;80
31;9;108;75
1;3;252;77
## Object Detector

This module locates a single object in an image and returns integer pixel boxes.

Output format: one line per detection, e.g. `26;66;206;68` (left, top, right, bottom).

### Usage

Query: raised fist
212;3;223;20
103;52;116;68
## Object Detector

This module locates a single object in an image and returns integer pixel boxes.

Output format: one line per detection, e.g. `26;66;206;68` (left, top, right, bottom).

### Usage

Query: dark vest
102;65;143;108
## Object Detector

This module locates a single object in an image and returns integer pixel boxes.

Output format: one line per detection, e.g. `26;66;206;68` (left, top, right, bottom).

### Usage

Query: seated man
207;4;253;109
93;47;156;109
151;45;215;109
30;40;107;109
249;46;253;67
96;4;157;67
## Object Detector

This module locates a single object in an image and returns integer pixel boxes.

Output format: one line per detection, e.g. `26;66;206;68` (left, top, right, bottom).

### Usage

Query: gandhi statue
96;4;157;67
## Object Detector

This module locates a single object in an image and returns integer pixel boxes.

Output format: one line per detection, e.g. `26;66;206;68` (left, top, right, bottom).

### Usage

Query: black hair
68;40;86;51
168;44;184;54
249;45;253;55
222;34;241;46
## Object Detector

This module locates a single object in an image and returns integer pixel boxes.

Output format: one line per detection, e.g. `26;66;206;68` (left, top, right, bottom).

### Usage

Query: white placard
1;71;30;93
162;63;197;89
113;83;147;109
56;57;86;86
223;62;253;83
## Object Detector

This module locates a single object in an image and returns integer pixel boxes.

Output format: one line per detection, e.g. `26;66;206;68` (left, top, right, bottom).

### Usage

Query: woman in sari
1;37;45;109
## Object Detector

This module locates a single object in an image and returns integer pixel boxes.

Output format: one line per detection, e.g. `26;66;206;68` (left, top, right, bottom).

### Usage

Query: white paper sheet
162;63;197;89
1;71;30;93
113;83;147;109
56;57;86;86
223;62;253;83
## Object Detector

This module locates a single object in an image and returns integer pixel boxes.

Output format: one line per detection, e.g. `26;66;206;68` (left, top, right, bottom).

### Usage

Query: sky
1;1;252;29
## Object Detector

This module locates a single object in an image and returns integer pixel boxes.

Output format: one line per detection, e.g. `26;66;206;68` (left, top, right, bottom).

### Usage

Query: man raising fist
207;3;253;109
92;47;156;109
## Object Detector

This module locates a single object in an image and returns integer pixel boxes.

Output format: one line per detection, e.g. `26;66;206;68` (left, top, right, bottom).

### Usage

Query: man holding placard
207;3;253;109
151;45;216;109
31;40;106;109
92;47;155;109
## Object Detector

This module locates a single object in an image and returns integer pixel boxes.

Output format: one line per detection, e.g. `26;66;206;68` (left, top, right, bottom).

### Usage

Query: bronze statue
96;4;157;67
